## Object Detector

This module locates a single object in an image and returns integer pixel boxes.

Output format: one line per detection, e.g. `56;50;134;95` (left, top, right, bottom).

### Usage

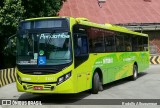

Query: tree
22;0;64;18
0;0;25;68
0;0;25;37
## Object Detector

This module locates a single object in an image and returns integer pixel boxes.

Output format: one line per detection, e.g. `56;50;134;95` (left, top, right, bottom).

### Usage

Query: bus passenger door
74;33;89;92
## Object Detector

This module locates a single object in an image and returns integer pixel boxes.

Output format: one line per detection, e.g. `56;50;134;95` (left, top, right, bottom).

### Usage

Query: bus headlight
17;74;22;85
57;72;71;85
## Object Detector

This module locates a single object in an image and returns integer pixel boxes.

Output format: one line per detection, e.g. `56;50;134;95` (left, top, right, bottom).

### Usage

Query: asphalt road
0;65;160;107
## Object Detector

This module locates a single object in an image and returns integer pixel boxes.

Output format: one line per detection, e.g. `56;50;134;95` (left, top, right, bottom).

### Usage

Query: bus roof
75;18;148;37
24;16;70;21
23;16;148;37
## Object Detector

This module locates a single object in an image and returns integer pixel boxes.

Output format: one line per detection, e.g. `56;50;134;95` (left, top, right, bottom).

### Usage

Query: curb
0;68;16;87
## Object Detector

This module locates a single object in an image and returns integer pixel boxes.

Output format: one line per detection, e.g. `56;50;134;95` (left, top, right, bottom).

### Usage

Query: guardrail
0;68;16;87
150;55;160;64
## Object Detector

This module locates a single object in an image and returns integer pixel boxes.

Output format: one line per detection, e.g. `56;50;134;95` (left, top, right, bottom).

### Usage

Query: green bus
16;17;149;94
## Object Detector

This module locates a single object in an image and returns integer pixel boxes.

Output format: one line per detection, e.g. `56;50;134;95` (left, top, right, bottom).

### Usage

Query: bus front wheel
131;65;138;80
91;72;100;94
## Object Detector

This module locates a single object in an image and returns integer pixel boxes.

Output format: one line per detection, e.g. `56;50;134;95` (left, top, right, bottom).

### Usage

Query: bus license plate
33;86;43;90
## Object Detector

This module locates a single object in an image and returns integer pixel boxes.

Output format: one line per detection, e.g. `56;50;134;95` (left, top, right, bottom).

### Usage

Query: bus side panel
138;51;150;73
116;52;132;80
74;51;149;93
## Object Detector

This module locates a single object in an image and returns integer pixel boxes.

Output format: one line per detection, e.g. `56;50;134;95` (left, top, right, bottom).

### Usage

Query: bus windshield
17;31;72;66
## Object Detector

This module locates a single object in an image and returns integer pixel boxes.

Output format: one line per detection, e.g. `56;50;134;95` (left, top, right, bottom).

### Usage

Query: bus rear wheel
91;72;100;94
131;65;138;80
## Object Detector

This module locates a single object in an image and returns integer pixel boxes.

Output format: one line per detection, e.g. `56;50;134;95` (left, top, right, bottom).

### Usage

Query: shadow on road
18;91;91;104
102;72;147;90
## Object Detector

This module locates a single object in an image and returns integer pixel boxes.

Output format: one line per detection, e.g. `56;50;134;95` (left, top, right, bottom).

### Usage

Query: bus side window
132;36;138;51
94;42;104;52
124;35;132;51
138;37;143;51
116;35;124;52
105;36;116;52
74;34;88;56
143;37;148;51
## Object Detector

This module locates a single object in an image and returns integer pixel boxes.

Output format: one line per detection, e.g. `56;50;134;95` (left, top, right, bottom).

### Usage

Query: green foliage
0;0;25;43
0;0;25;68
22;0;64;18
0;0;25;28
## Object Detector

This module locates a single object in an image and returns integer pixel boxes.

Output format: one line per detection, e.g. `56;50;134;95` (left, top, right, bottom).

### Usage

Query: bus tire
99;81;103;91
91;72;100;94
131;65;138;80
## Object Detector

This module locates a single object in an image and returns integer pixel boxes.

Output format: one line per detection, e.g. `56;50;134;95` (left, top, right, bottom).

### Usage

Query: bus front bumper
16;73;76;94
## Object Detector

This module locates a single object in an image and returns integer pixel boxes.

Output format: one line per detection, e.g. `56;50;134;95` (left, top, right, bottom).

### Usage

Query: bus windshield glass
17;31;72;65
